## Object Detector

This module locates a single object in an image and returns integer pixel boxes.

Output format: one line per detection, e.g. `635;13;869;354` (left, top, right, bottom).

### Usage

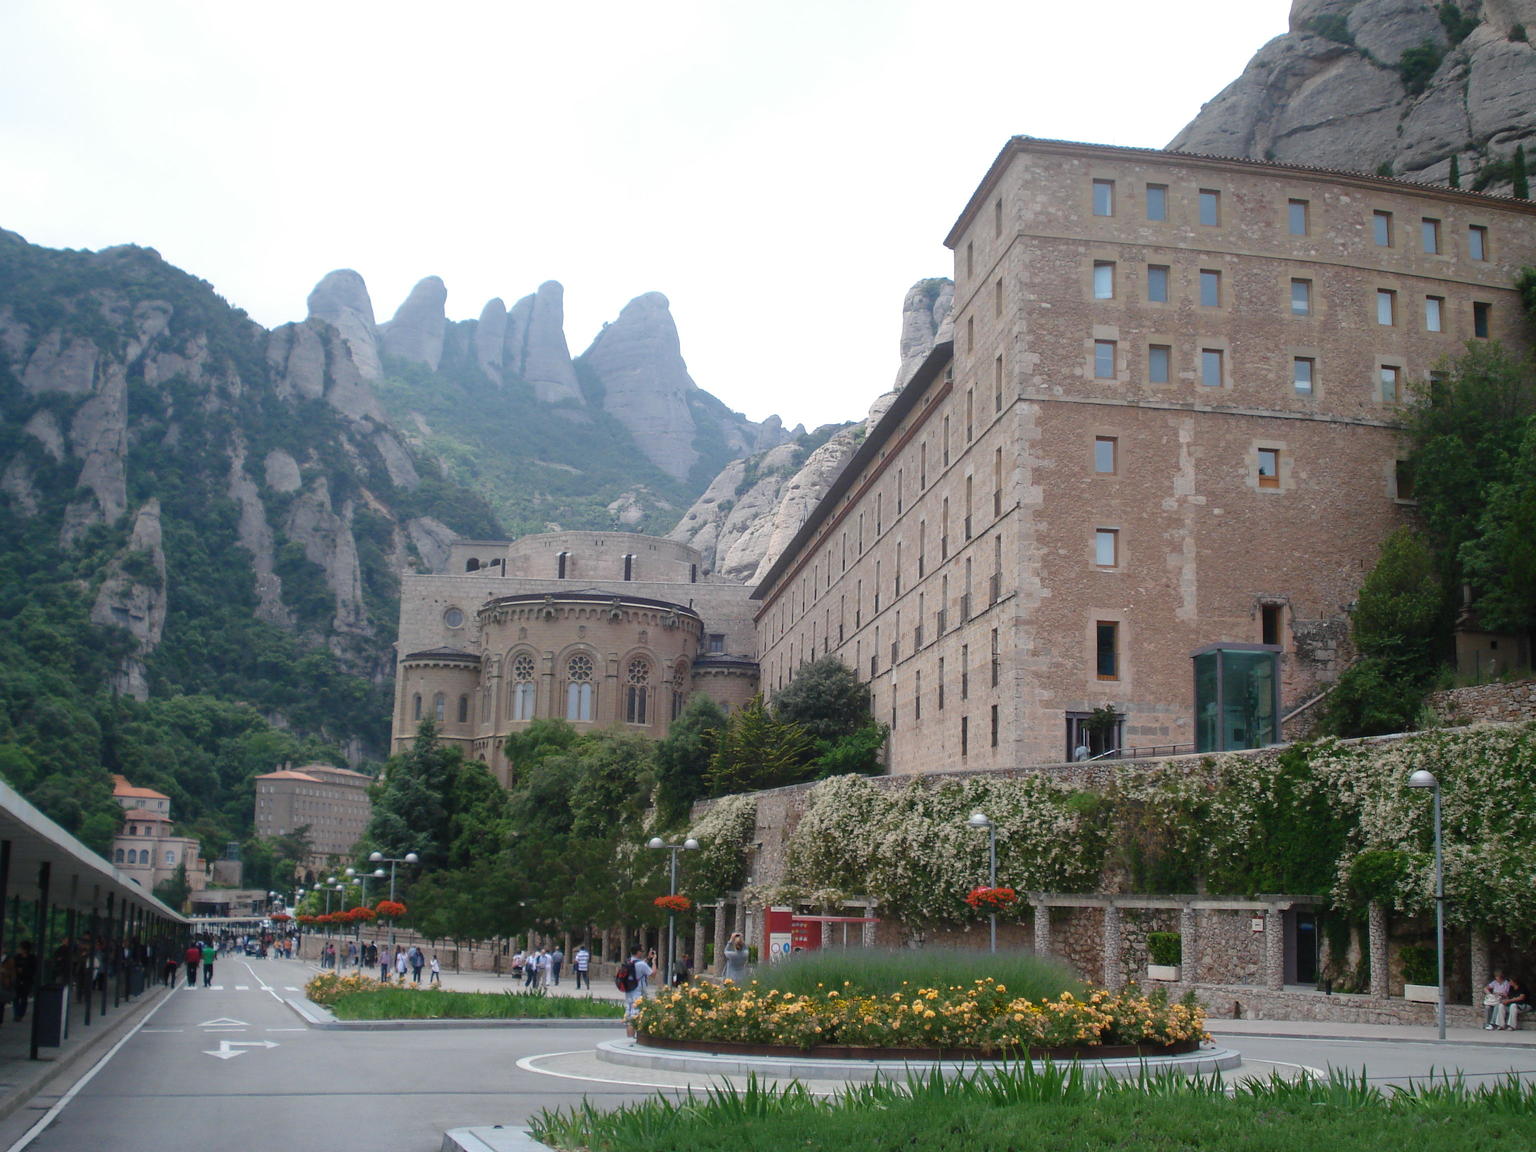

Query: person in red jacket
184;942;202;988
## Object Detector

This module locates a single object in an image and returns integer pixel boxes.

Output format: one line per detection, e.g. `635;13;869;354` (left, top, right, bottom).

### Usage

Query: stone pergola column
1264;906;1285;991
1470;925;1491;1003
712;901;727;974
1032;898;1051;959
1179;904;1199;983
1368;901;1389;999
1101;904;1122;989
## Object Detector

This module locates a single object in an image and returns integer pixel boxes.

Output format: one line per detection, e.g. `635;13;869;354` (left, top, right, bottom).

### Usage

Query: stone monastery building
395;138;1536;777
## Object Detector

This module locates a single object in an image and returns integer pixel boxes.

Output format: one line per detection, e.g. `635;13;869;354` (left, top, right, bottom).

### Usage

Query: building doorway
1065;710;1124;761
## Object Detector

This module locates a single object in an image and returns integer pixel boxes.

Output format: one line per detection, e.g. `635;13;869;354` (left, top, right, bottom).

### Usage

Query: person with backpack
617;945;651;1020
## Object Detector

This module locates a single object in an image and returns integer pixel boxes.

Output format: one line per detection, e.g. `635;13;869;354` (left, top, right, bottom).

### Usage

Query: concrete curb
441;1126;545;1152
1206;1024;1536;1049
279;991;624;1031
594;1037;1242;1081
0;985;170;1128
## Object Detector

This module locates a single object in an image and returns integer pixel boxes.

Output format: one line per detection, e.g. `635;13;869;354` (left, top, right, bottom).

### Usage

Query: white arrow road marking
197;1017;250;1028
204;1040;280;1060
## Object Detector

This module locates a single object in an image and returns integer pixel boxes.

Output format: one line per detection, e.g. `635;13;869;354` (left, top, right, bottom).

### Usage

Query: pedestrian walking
550;946;564;986
184;941;201;988
379;946;391;982
429;954;441;985
619;945;651;1021
573;944;591;990
201;940;216;987
395;946;408;983
409;946;424;984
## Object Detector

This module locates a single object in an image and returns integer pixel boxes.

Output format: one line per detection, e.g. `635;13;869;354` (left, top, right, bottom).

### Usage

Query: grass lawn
532;1064;1536;1151
328;987;623;1021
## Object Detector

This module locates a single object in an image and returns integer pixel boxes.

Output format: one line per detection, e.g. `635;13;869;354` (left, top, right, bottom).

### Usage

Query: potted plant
1147;931;1182;982
1400;944;1440;1002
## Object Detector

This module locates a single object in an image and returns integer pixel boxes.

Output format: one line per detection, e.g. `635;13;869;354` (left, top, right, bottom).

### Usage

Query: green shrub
328;987;623;1020
1399;943;1437;985
1147;932;1182;967
1512;23;1528;42
1308;13;1354;45
1438;3;1478;46
1398;40;1445;95
751;948;1085;1003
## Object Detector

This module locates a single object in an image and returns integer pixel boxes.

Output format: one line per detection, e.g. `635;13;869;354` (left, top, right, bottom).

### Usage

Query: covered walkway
1;775;186;1114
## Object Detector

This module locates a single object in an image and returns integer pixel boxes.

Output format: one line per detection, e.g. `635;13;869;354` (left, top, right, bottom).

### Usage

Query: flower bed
633;978;1205;1056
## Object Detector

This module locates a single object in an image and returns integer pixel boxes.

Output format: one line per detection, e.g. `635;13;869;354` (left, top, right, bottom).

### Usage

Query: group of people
368;942;438;984
513;945;569;988
613;931;751;1020
0;941;38;1022
1484;970;1529;1030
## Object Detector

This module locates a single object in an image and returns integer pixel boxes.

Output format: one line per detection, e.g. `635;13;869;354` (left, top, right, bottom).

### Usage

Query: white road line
266;1027;305;1032
6;988;176;1152
284;986;299;991
239;960;273;992
513;1051;840;1096
140;1028;183;1034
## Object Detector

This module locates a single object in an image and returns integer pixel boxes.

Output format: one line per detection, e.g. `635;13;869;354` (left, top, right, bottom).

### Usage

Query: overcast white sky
1;1;1292;430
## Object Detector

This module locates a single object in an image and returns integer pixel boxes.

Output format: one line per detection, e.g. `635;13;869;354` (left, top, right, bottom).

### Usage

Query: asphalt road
5;957;1536;1152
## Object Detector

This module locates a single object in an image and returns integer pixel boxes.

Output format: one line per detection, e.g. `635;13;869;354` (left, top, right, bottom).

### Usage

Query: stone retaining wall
1426;678;1536;725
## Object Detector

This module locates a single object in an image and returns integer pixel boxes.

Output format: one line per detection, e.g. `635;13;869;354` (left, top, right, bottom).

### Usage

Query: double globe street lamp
648;836;699;987
370;850;418;946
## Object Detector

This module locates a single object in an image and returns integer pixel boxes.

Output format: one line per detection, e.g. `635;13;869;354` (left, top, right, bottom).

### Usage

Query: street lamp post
647;837;700;986
346;865;386;950
1408;769;1446;1041
369;851;418;946
967;812;997;954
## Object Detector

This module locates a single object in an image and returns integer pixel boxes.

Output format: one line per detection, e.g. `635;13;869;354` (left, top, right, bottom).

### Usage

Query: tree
155;862;191;910
706;695;817;795
1514;144;1530;200
1322;529;1447;737
653;695;727;825
771;657;871;744
1460;418;1536;636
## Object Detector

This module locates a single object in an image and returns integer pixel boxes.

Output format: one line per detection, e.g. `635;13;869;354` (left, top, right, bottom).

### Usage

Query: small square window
1092;179;1114;217
1380;365;1401;403
1146;184;1167;221
1376;289;1395;326
1092;261;1114;299
1468;225;1488;261
1474;301;1491;338
1288;199;1309;235
1421;218;1440;254
1373;210;1393;246
1200;269;1222;307
1093;339;1116;379
1290;278;1311;316
1425;296;1443;332
1096;621;1119;680
1146;265;1169;303
1094;528;1118;568
1201;348;1224;388
1292;357;1314;395
1199;189;1221;226
1395;460;1416;501
1148;345;1171;384
1257;447;1280;489
1093;436;1117;474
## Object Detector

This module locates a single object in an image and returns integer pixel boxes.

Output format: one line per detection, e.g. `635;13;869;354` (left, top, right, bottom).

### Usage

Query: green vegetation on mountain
374;346;696;537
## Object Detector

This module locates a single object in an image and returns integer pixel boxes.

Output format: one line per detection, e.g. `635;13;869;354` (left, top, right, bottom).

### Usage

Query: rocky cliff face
1170;0;1536;188
670;277;953;582
0;233;494;713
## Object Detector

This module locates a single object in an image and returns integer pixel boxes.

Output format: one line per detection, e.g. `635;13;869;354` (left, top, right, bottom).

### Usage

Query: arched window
565;654;594;722
466;557;480;572
165;850;176;865
511;654;537;721
457;694;469;723
114;848;124;863
412;694;422;721
125;849;137;864
129;824;138;836
433;692;446;723
625;658;650;725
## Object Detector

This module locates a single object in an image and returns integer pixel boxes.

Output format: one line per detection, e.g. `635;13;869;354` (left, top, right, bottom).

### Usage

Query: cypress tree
1449;154;1461;188
1514;145;1530;199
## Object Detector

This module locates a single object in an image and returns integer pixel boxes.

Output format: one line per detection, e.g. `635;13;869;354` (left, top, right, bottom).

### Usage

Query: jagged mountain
1170;0;1536;188
671;278;953;581
364;274;799;534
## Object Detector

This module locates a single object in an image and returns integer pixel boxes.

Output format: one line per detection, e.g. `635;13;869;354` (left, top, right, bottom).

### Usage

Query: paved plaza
1;954;1533;1152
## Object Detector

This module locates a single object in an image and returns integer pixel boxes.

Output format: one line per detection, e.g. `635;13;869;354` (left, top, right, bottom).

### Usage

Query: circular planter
636;1034;1201;1061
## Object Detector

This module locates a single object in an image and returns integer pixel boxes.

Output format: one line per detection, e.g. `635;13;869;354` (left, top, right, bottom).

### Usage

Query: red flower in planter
348;906;376;921
654;894;692;913
964;886;1018;910
271;913;291;922
375;900;407;919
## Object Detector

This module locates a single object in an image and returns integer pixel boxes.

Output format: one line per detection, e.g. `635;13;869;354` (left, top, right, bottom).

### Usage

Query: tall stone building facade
393;531;758;783
110;774;205;895
253;763;374;871
754;138;1536;772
